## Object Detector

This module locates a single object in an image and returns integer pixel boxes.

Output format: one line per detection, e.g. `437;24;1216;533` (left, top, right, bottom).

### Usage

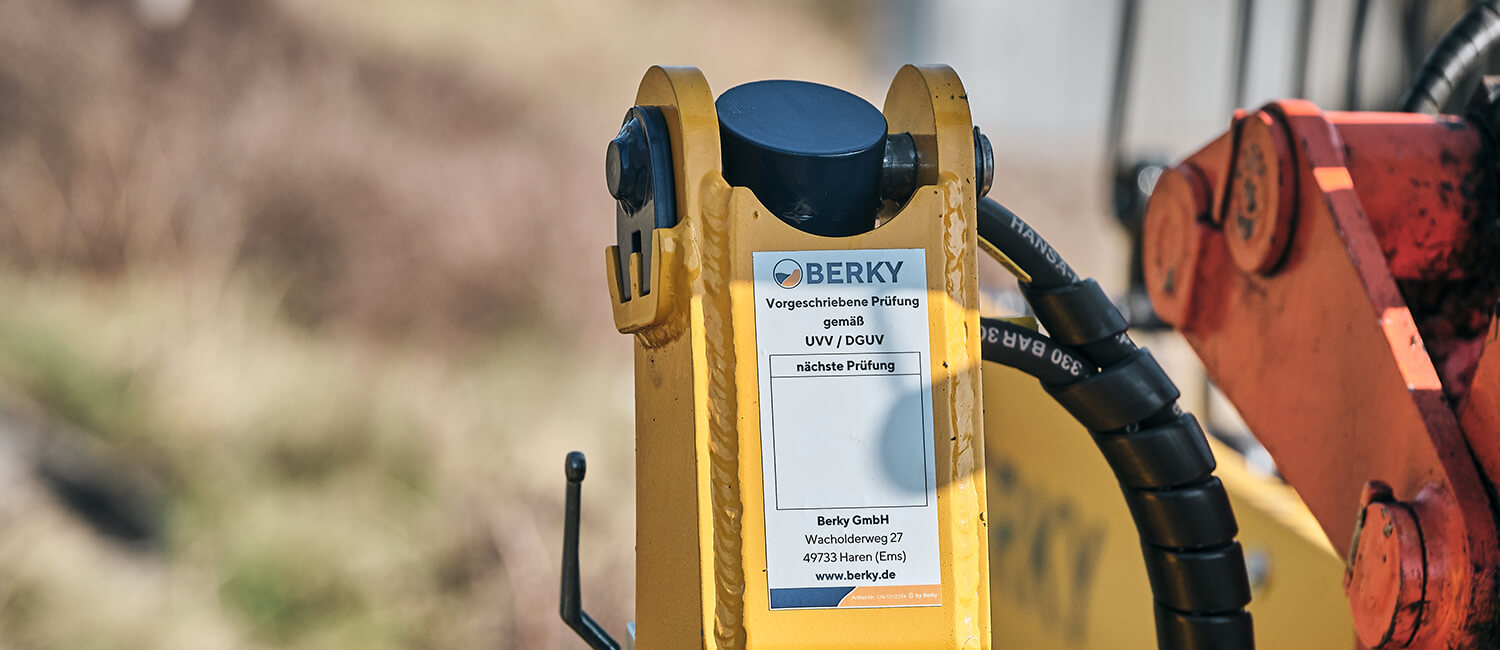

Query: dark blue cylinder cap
716;80;887;237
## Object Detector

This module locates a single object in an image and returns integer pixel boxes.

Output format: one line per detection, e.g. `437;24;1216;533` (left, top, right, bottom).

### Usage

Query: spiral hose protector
978;197;1253;649
1400;0;1500;114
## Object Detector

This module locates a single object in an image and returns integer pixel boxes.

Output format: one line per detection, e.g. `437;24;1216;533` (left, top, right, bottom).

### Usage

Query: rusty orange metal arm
1143;101;1500;649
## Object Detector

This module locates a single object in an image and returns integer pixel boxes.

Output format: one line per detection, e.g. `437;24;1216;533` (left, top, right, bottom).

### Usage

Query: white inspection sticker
753;248;941;610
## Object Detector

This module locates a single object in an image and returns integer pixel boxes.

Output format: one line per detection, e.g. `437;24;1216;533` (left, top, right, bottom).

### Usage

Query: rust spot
1237;212;1256;241
1402;150;1500;400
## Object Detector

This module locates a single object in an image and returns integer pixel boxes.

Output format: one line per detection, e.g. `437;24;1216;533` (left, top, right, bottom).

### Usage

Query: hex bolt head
606;116;651;213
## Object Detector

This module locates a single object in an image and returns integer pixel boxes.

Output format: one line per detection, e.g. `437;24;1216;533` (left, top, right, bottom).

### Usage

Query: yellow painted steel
981;363;1355;649
607;63;1350;650
608;65;992;648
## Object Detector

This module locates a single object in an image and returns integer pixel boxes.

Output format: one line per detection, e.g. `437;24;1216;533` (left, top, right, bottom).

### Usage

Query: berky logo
772;258;906;288
773;259;803;289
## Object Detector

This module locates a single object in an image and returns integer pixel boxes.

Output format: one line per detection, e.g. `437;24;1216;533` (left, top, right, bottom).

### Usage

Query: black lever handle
559;451;620;650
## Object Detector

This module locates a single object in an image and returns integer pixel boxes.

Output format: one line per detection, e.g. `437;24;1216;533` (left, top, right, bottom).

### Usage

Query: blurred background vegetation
0;0;1457;648
0;1;879;647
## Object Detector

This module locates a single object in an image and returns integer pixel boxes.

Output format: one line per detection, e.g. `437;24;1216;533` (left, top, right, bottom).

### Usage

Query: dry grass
0;271;639;648
0;0;873;647
0;0;875;348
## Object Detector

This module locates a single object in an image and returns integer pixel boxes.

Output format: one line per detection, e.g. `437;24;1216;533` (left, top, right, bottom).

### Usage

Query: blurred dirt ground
0;1;1128;648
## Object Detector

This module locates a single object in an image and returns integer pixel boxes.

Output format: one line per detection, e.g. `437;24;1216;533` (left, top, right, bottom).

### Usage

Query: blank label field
767;354;929;510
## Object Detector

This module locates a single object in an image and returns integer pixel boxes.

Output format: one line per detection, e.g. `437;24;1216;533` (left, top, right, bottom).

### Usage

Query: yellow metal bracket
604;64;1352;650
608;65;993;648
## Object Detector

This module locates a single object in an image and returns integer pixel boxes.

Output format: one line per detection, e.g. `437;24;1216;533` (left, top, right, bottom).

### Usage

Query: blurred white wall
901;0;1412;171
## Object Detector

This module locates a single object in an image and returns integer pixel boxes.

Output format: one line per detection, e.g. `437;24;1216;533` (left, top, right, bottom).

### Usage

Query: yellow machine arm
563;65;1351;649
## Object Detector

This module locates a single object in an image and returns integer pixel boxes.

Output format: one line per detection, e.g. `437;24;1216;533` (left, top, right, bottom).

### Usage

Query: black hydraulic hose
978;197;1253;650
978;198;1139;366
1232;0;1256;110
977;197;1077;288
980;318;1091;386
1346;0;1373;109
1402;0;1430;86
1105;0;1141;174
1292;0;1314;98
1401;0;1500;113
